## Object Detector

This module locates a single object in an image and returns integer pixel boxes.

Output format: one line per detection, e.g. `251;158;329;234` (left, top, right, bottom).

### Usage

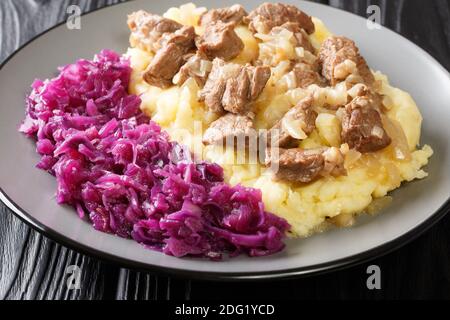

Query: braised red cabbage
19;49;290;259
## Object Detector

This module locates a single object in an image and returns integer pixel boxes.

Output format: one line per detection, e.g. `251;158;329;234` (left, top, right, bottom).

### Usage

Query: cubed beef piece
203;113;255;145
273;22;315;53
222;68;251;114
268;95;316;148
196;21;244;61
221;65;271;114
347;83;385;112
266;148;324;183
266;147;345;183
318;36;374;86
244;3;315;35
199;59;242;113
199;4;247;26
127;10;183;53
341;96;391;153
291;62;324;88
173;52;212;87
247;65;272;100
157;25;196;48
143;44;186;88
143;26;195;88
199;59;271;114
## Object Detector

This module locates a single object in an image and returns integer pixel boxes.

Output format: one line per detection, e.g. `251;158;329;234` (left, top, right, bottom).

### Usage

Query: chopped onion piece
348;83;368;98
371;125;384;138
295;47;305;58
334;59;357;79
281;117;308;139
344;149;362;168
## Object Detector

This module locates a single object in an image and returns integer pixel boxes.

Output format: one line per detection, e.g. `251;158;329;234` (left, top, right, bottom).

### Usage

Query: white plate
0;0;449;280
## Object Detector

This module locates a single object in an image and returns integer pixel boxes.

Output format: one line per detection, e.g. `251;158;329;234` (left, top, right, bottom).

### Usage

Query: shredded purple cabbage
19;49;290;259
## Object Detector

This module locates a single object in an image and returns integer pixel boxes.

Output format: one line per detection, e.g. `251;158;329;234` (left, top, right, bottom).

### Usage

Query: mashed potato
126;4;433;237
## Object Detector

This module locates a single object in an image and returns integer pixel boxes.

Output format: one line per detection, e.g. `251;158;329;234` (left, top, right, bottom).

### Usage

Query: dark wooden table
1;0;449;300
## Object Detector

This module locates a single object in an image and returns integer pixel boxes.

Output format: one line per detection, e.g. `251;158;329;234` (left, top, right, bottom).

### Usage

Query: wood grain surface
0;0;449;300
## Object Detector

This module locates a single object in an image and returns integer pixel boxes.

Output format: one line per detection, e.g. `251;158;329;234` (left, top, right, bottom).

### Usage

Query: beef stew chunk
341;96;391;153
143;26;195;88
127;11;183;53
199;4;247;27
199;59;271;114
173;52;212;86
268;95;317;148
291;62;324;88
203;113;255;145
318;36;374;86
266;147;345;183
245;2;315;35
196;21;244;61
272;22;315;53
